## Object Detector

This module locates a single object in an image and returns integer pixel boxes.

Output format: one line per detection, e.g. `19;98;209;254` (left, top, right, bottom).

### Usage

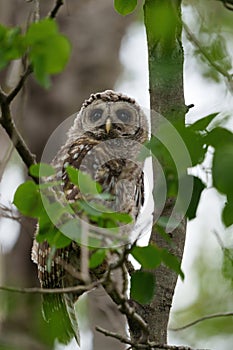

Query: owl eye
90;109;103;122
116;109;132;123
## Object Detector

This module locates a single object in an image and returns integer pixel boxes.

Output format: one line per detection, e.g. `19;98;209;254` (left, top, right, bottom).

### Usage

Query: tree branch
48;0;64;19
0;280;101;295
102;272;149;338
96;326;208;350
6;65;33;104
0;97;37;171
0;204;21;221
182;21;232;83
223;1;233;10
170;312;233;331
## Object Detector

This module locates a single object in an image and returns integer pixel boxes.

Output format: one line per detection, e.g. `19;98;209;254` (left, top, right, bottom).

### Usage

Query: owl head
68;90;149;143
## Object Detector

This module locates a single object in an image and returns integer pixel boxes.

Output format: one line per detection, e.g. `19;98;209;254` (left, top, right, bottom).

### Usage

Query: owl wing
31;139;97;345
32;240;80;345
135;170;144;214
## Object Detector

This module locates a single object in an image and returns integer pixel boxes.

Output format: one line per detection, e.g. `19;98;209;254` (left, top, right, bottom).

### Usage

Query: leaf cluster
13;164;132;248
0;19;71;88
145;113;233;226
114;0;137;16
130;244;184;304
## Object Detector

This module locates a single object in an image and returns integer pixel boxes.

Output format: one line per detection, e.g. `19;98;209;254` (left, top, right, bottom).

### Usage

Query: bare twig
102;271;149;335
0;280;101;295
48;0;64;18
57;259;84;281
121;263;129;297
182;21;232;83
0;98;37;171
96;327;140;348
6;65;33;104
96;326;207;349
80;219;91;283
34;0;40;22
223;0;233;10
170;312;233;331
0;204;21;222
212;230;225;250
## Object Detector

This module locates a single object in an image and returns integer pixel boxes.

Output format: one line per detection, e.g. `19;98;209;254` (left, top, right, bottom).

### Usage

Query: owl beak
105;117;112;134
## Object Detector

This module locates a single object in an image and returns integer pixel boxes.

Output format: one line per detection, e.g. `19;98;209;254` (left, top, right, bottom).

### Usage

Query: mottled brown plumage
31;90;148;345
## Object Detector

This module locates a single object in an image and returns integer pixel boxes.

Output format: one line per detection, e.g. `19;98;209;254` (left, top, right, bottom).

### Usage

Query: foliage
0;19;71;88
130;270;156;304
13;164;132;248
114;0;137;15
145;113;233;226
1;0;233;348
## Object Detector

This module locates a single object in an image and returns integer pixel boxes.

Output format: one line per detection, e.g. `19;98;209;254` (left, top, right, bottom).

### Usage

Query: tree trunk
129;0;186;345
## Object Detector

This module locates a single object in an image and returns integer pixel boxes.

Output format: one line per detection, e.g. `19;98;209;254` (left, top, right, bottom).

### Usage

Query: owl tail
41;293;80;346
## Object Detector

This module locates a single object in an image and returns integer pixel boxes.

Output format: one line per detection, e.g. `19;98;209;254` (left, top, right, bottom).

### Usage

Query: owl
31;90;148;345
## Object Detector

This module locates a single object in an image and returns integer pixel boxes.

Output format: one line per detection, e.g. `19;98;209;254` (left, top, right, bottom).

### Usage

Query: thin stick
6;65;32;104
170;312;233;331
0;280;100;295
48;0;64;19
183;21;232;83
96;326;207;349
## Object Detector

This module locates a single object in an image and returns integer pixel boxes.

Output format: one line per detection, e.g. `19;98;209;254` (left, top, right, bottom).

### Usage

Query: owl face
70;99;148;143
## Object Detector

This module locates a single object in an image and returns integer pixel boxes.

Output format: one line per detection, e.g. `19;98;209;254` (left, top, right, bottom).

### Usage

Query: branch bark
170;311;233;332
96;326;208;350
0;90;37;170
48;0;64;19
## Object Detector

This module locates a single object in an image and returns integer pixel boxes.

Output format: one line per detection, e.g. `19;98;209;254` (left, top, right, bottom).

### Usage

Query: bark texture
129;0;186;345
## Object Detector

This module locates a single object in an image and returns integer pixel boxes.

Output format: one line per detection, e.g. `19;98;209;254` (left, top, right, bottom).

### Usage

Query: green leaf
222;200;233;227
146;136;179;195
103;212;132;224
36;216;72;249
114;0;137;15
155;223;172;244
205;127;233;149
30;163;56;178
190;113;218;132
66;166;102;195
161;249;184;280
13;181;43;217
25;19;71;87
212;143;233;195
46;230;72;249
130;271;155;304
131;244;161;269
186;176;205;220
0;25;25;69
89;249;106;268
175;123;206;166
37;214;57;239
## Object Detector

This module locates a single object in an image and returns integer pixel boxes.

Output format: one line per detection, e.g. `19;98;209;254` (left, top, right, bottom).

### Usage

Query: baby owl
31;90;148;345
